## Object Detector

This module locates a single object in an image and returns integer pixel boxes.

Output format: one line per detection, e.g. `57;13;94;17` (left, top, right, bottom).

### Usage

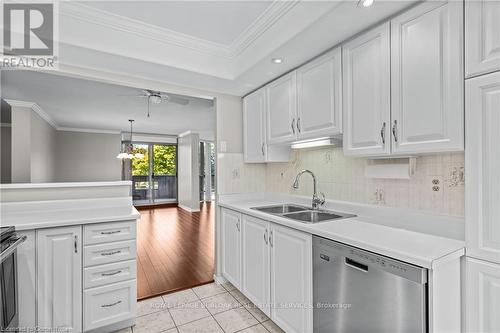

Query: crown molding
4;98;123;134
61;2;233;59
60;1;299;60
229;1;299;56
4;99;58;129
57;127;122;135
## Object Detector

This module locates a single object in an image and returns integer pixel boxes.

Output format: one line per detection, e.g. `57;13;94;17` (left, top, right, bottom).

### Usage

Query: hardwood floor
136;202;214;300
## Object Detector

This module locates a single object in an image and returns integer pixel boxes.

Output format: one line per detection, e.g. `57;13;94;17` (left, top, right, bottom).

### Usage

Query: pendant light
116;119;144;159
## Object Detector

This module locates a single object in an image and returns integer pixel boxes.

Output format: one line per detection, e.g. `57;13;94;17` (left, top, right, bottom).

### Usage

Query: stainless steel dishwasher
313;236;428;333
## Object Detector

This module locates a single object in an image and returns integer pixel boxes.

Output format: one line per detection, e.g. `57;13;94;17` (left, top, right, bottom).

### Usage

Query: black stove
0;226;15;242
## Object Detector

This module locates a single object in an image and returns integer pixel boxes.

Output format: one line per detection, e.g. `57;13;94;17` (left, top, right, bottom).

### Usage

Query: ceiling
55;0;417;96
83;1;273;46
1;71;215;140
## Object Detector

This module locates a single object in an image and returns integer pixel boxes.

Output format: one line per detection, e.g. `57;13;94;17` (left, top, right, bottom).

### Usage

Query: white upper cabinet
243;88;266;163
221;209;242;288
466;0;500;77
342;23;391;157
466;71;500;264
391;1;464;155
266;71;298;145
37;226;82;333
241;215;271;316
297;47;342;140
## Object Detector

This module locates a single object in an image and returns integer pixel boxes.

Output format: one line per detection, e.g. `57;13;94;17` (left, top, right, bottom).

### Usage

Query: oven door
1;249;19;331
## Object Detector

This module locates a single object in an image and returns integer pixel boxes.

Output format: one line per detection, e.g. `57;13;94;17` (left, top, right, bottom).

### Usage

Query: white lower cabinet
270;224;312;333
27;221;137;333
223;209;312;333
466;258;500;333
221;208;242;288
37;226;83;333
83;280;136;331
242;215;271;316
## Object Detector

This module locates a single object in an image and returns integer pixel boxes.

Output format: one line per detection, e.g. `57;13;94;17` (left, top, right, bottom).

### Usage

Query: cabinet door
297;47;342;139
17;231;36;329
342;23;391;157
466;72;500;263
466;0;500;77
391;1;464;155
266;71;297;144
243;88;266;163
221;209;242;288
466;258;500;333
270;224;312;333
37;226;82;332
241;215;270;316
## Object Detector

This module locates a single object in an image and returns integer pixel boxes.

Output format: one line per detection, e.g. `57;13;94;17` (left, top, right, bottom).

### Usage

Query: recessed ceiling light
272;58;283;64
359;0;374;7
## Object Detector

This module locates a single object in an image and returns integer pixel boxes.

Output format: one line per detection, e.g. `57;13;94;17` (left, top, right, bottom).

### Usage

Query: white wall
178;132;200;212
30;112;56;182
10;106;32;183
54;131;122;182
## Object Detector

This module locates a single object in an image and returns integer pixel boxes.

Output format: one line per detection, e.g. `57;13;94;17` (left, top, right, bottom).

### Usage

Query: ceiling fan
120;89;190;117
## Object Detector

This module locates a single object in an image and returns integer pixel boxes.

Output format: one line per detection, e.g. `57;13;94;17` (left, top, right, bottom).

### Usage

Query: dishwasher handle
345;257;368;272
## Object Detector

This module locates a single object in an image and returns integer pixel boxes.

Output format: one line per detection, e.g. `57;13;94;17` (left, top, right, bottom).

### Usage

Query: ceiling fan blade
163;95;190;105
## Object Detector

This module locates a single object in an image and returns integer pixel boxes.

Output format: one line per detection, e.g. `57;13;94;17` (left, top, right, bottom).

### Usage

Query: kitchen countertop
218;196;465;269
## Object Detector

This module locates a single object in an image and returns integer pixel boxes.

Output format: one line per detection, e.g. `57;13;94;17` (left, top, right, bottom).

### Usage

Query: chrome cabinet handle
261;143;265;156
101;270;122;276
236;219;240;232
101;300;122;308
269;231;273;247
291;119;296;134
392;120;398;143
74;235;78;253
264;229;268;245
101;230;121;235
101;250;121;256
380;122;386;144
297;117;301;133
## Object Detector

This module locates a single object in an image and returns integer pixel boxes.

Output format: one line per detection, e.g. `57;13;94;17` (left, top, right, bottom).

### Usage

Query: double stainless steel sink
251;204;355;224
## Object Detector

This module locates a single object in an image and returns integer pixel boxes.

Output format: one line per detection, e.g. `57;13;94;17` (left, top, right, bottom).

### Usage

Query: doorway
199;141;215;202
128;143;178;206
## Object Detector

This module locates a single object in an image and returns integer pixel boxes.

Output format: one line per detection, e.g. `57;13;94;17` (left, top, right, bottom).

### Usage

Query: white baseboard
213;274;227;285
178;203;200;213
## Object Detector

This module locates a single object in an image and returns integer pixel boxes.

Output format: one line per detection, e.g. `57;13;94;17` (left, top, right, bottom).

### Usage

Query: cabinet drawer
84;221;136;245
84;260;136;289
83;280;136;331
84;240;136;267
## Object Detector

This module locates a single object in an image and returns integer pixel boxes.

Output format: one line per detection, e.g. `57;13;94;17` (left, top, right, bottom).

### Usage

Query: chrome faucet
292;169;326;210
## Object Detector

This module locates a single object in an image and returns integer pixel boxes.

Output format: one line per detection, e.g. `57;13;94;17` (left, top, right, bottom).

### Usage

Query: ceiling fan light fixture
358;0;374;7
149;94;162;104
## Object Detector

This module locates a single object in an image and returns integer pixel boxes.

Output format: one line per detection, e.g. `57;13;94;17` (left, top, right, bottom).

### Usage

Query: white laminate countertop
218;197;465;270
1;197;140;230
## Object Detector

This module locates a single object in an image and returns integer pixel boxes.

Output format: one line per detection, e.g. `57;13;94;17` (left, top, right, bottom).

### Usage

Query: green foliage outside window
131;145;176;176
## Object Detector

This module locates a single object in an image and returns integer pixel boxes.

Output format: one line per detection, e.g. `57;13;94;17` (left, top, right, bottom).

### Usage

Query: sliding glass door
129;143;177;206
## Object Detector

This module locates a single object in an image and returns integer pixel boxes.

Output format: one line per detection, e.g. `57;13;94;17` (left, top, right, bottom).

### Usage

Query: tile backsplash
217;148;465;217
266;147;465;217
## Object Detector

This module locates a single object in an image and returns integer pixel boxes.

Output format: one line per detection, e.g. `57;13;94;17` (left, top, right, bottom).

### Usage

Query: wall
215;95;267;194
265;147;465;217
177;132;200;211
30;112;56;182
54;131;122;182
10;106;32;183
1;100;11;183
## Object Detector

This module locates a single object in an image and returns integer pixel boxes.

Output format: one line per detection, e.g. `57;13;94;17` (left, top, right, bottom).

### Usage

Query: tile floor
115;282;285;333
